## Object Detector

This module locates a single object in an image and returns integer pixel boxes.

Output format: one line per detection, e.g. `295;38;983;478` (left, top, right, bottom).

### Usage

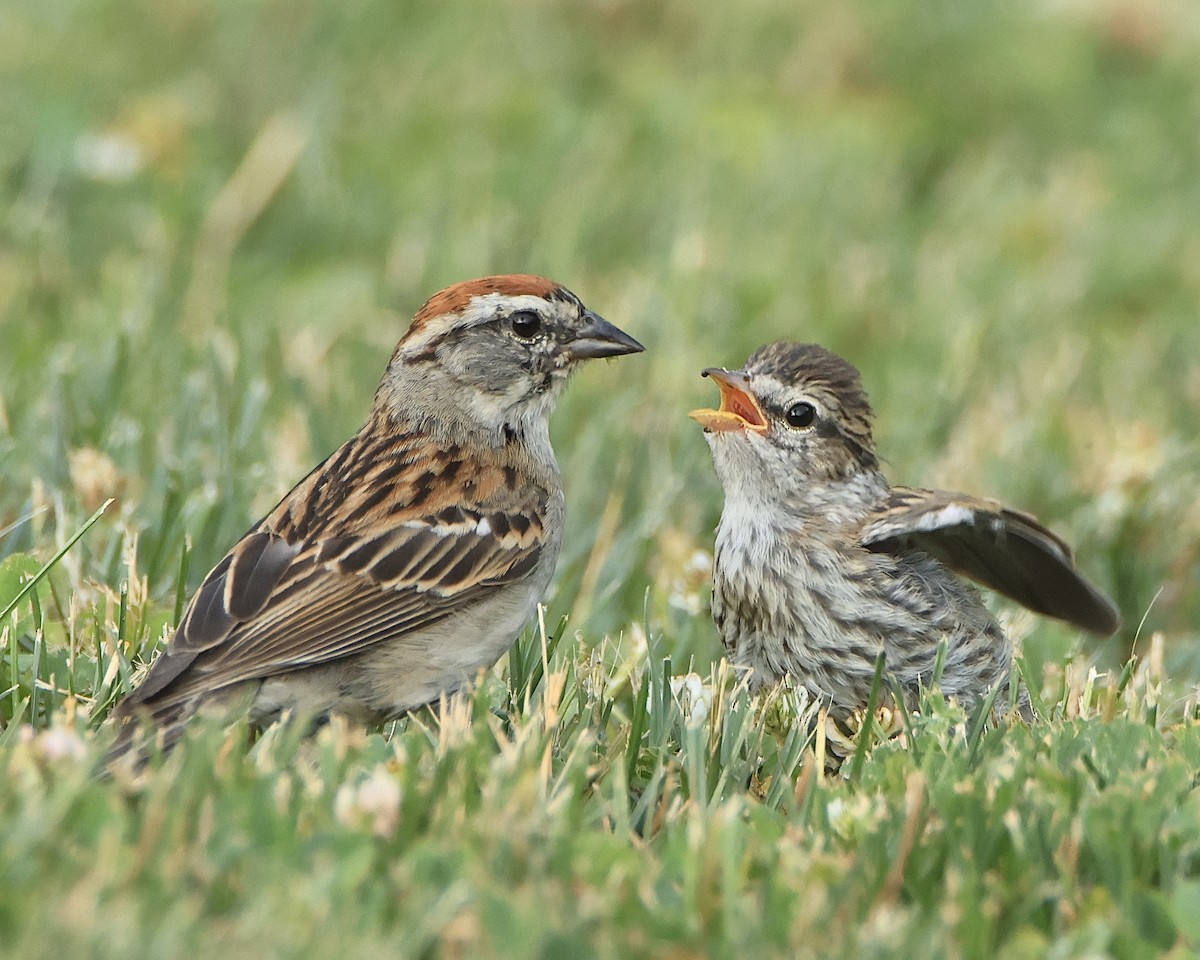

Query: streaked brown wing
125;529;302;703
203;516;542;677
119;424;554;717
122;508;545;711
860;486;1120;635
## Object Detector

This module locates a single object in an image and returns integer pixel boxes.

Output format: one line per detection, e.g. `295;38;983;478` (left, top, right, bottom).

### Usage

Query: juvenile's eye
508;311;542;339
785;402;816;428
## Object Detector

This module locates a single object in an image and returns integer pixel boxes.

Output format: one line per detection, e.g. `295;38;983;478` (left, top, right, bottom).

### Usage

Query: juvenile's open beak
689;368;768;433
566;310;645;360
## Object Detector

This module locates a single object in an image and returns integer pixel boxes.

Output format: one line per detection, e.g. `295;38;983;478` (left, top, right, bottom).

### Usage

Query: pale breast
712;504;1012;716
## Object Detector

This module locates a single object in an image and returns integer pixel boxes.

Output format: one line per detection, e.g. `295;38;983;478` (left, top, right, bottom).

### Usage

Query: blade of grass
0;499;113;623
625;663;650;787
173;535;192;627
5;624;18;720
0;697;29;743
1016;656;1047;720
29;582;44;729
848;651;887;783
967;682;1004;763
117;578;129;655
0;507;48;543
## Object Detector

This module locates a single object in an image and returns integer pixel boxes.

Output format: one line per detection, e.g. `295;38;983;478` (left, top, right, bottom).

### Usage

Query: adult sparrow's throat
689;368;768;433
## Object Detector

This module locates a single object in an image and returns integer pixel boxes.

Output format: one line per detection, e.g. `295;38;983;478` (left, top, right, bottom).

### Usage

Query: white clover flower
684;550;713;577
667;550;713;616
670;672;713;724
36;727;88;763
74;132;144;181
825;793;884;841
335;765;403;838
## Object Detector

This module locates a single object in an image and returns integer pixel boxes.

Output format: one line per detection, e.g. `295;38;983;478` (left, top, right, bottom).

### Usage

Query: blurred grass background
2;0;1200;955
3;0;1199;671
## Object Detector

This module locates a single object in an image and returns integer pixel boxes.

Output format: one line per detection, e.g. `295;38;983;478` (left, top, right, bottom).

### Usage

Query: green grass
3;0;1200;955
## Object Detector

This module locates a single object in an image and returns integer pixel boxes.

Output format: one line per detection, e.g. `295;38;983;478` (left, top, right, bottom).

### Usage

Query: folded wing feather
119;509;545;715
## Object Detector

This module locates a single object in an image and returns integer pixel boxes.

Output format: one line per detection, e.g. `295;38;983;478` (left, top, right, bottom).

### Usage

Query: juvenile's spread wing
860;487;1120;635
120;427;552;712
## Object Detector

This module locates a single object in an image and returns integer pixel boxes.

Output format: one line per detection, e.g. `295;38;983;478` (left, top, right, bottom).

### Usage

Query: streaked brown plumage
690;341;1119;721
109;275;643;764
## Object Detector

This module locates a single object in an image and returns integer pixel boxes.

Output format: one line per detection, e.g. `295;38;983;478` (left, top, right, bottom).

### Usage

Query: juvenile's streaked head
378;275;643;439
690;341;879;494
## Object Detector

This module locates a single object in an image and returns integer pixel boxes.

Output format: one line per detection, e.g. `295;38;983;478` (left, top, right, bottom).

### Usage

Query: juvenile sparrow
110;275;643;762
690;341;1119;721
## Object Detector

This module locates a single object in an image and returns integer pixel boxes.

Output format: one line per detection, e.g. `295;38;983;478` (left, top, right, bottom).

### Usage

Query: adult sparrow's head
381;275;643;442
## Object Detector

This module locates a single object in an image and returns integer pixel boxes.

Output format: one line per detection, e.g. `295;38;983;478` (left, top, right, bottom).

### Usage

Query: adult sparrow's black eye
785;402;816;428
508;311;542;340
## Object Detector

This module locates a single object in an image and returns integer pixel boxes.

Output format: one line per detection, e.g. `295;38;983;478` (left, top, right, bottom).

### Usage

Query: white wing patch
912;503;977;532
404;516;491;538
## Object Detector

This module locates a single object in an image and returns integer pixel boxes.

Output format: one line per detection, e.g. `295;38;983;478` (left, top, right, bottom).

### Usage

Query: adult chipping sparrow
109;274;643;762
690;341;1119;722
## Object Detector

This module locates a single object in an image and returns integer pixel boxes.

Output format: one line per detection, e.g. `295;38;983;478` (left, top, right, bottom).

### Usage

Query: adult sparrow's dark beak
689;368;769;433
566;310;645;360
